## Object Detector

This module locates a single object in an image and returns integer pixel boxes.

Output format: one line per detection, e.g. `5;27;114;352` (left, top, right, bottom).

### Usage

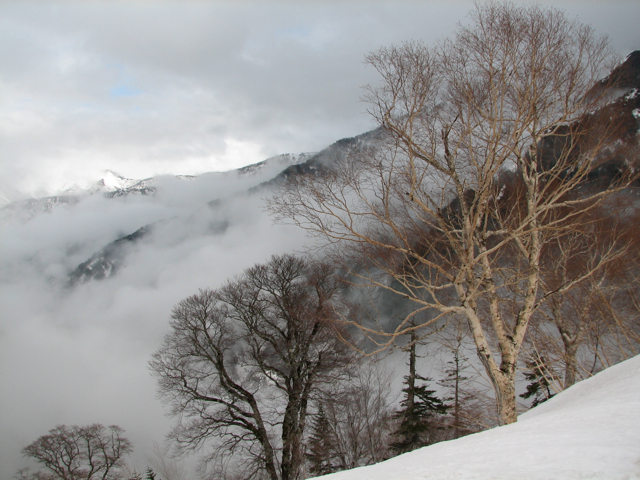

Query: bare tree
308;358;395;473
147;442;188;480
269;3;633;425
528;203;640;389
17;424;132;480
150;254;353;480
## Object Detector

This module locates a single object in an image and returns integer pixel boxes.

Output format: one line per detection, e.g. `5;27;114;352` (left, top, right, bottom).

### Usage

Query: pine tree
145;468;158;480
520;354;556;408
306;405;338;476
438;333;474;439
390;330;448;454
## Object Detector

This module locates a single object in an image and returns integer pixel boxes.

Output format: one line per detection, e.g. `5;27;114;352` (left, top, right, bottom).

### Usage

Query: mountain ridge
0;152;314;225
8;50;640;290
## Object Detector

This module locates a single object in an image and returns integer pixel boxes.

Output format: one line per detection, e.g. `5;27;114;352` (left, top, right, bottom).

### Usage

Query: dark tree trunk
560;326;580;389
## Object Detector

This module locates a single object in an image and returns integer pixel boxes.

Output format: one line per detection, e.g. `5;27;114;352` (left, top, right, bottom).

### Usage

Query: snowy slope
0;153;313;225
318;355;640;480
93;170;145;192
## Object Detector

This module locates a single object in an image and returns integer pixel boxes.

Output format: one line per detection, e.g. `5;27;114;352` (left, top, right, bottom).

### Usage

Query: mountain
10;49;639;289
0;194;82;224
67;225;153;286
61;153;316;286
0;171;154;225
1;142;358;287
0;152;314;225
269;130;382;184
588;50;640;101
1;51;639;480
90;170;156;198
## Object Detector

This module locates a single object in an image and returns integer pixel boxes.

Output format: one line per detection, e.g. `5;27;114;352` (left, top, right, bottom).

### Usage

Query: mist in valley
0;165;311;475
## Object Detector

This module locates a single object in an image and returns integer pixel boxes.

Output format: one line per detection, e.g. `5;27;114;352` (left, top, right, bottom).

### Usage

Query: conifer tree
145;468;158;480
520;354;557;407
438;331;475;438
306;405;338;476
391;330;448;454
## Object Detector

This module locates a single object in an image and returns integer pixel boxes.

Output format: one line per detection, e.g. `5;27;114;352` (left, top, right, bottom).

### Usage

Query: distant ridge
0;153;312;225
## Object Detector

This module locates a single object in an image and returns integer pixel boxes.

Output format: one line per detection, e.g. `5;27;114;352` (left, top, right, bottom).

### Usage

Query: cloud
1;1;638;476
3;1;637;199
0;1;473;198
0;163;310;476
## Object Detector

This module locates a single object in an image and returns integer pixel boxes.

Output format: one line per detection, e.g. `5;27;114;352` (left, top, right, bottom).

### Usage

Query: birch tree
528;203;640;388
269;3;633;425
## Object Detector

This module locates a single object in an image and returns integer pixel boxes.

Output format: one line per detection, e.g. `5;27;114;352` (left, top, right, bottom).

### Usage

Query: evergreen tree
145;468;158;480
520;354;556;408
391;331;448;454
391;375;449;454
306;405;338;475
438;333;474;439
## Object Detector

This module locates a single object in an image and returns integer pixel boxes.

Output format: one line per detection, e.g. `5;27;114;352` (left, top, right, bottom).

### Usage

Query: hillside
317;354;640;480
2;48;639;480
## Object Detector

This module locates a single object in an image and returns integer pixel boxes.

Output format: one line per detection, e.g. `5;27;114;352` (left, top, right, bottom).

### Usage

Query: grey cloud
0;1;482;197
4;1;636;198
1;1;638;477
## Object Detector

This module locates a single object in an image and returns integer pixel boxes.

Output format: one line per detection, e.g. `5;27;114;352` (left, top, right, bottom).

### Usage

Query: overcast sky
1;0;638;202
0;1;639;477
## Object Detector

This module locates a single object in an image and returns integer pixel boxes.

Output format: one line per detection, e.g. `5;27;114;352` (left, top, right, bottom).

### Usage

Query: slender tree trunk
560;328;580;389
452;351;461;439
407;329;417;411
281;402;297;480
253;411;279;480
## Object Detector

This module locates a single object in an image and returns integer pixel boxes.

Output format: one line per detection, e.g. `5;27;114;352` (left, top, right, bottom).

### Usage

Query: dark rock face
536;51;640;184
598;51;640;92
68;226;152;286
67;208;232;287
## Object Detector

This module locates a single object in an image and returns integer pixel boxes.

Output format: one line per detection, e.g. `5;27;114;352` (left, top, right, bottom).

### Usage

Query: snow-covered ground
318;354;640;480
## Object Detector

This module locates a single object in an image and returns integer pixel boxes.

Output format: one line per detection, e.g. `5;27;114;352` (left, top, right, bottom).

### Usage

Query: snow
99;170;141;191
237;152;316;175
317;355;640;480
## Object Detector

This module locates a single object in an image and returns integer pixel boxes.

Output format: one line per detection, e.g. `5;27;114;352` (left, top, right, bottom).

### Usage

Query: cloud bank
2;1;637;200
0;164;308;476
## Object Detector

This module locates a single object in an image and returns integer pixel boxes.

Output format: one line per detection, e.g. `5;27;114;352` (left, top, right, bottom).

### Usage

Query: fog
1;1;639;477
0;165;309;476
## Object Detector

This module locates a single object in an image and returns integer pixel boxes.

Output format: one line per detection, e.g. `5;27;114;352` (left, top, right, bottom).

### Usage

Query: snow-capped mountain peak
93;170;146;193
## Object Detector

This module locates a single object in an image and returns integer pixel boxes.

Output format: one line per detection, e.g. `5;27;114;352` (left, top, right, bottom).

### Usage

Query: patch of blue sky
110;84;143;98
